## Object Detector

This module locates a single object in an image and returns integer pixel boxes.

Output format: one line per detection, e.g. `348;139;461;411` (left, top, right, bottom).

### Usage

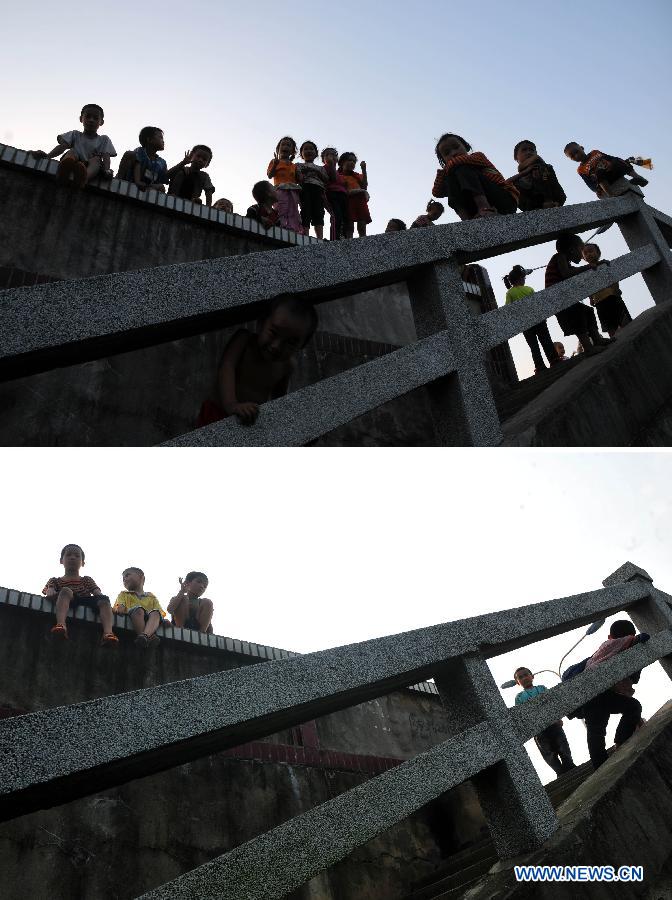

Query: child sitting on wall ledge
246;181;280;230
167;572;213;634
113;566;165;648
168;145;215;206
508;140;566;211
43;543;118;645
116;126;179;193
564;142;649;197
30;103;116;189
196;295;318;427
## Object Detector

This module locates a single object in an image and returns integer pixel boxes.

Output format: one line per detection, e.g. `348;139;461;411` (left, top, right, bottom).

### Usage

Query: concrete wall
0;601;488;900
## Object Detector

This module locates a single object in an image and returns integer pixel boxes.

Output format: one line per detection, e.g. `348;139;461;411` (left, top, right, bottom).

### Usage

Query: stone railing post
616;189;672;305
602;562;672;681
433;652;557;857
407;260;503;446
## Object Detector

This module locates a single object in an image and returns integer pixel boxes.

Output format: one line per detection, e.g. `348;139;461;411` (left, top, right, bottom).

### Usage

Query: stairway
403;761;594;900
494;356;584;423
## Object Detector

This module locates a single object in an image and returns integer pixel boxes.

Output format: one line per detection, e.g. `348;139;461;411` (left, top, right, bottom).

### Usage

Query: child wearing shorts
31;103;116;189
296;141;328;240
167;572;214;634
113;567;166;647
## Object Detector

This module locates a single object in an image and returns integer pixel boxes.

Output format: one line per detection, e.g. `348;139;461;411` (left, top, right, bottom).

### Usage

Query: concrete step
495;356;584;422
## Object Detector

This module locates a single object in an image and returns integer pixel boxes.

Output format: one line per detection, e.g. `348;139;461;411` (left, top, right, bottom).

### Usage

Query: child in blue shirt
116;126;172;192
514;667;576;776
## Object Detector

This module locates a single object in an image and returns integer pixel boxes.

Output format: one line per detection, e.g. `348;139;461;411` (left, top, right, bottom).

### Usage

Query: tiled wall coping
0;143;319;250
0;585;438;696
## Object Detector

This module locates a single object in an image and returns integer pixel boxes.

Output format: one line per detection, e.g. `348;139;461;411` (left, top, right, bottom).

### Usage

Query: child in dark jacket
564;142;649;197
508;140;566;211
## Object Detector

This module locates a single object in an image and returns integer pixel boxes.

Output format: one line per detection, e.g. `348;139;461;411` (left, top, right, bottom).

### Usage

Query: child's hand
361;160;367;170
31;150;47;158
227;402;260;425
182;150;192;167
45;586;56;596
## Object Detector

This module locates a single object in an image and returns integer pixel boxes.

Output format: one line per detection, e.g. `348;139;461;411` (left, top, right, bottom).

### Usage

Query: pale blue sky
3;0;671;379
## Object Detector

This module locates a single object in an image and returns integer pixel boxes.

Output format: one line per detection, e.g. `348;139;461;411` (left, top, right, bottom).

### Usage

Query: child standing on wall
168;146;215;206
296;141;328;240
582;243;633;338
321;147;348;240
583;620;649;769
508;140;566;211
43;544;118;645
196;295;318;427
504;265;559;374
564;142;649;197
432;133;518;220
31;103;116;189
514;667;576;776
113;567;166;648
167;572;214;633
267;137;303;233
339;152;370;238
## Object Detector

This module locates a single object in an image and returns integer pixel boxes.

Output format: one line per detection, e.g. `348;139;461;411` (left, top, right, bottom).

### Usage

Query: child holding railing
514;667;575;776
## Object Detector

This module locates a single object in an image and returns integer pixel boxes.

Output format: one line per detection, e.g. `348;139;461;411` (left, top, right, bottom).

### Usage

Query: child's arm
360;161;368;191
217;330;260;425
31;142;69;159
432;169;447;198
166;578;189;615
205;189;214;207
267;156;279;179
133;160;145;189
166;151;192;179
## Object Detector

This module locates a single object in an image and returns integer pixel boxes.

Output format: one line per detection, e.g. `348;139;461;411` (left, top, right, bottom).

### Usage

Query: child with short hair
168;145;215;206
514;667;575;776
296;141;328;240
197;294;318;427
508;140;566;211
432;133;518;220
583;620;650;768
267;137;303;233
504;265;559;373
167;572;213;634
321;147;348;240
31;103;116;189
582;243;632;338
113;567;166;648
339;152;370;238
564;142;648;197
213;198;234;213
385;219;407;233
116;126;170;192
545;234;613;353
554;341;568;361
247;181;280;229
43;543;118;645
412;200;445;228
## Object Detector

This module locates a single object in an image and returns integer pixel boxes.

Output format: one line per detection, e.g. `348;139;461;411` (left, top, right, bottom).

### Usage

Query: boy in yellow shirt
113;567;165;647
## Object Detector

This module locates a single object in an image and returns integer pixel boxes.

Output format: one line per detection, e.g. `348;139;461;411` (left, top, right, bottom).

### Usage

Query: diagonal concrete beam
0;580;648;822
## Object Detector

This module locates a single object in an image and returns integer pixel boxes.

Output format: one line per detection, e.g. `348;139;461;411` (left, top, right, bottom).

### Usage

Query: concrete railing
1;561;671;899
1;172;672;445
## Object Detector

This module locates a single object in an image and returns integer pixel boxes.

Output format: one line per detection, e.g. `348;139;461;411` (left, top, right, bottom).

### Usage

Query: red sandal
100;632;119;648
50;623;68;640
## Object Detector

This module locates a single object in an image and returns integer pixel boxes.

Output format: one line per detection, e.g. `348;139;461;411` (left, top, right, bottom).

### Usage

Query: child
113;567;165;648
116;126;171;192
554;341;568;361
339;152;370;238
31;103;116;189
167;572;213;634
168;145;215;206
432;133;518;220
267;137;303;233
508;140;566;211
385;219;407;233
43;544;117;645
321;147;348;240
564;142;648;197
545;234;613;353
213;198;234;213
412;200;445;228
514;667;575;776
583;620;650;769
197;295;318;427
582;243;632;338
504;265;559;373
296;141;328;240
246;181;280;229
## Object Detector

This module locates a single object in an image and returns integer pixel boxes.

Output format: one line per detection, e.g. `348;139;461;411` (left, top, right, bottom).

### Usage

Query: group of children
514;619;650;773
44;544;214;648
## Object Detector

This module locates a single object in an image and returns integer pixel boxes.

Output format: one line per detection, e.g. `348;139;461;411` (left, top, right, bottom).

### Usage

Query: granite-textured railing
1;174;671;445
1;562;671;900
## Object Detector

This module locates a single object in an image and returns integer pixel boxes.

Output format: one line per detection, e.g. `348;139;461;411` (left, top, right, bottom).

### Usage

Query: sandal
50;623;68;640
135;633;150;648
100;632;119;648
148;634;161;647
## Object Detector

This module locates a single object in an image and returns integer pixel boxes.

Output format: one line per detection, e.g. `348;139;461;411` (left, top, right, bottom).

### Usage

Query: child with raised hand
321;147;348;240
196;295;318;427
564;142;649;197
432;133;518;220
247;181;280;229
582;243;632;338
167;572;213;634
514;667;575;776
412;201;445;228
168;145;215;206
43;543;118;646
339;152;370;238
267;137;303;233
31;103;116;189
113;567;166;648
504;264;559;374
116;126;170;192
296;140;328;239
545;234;612;354
508;140;566;212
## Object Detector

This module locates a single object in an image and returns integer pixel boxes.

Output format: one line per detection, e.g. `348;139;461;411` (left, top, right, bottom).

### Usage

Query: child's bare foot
100;632;119;648
50;623;68;640
475;206;498;218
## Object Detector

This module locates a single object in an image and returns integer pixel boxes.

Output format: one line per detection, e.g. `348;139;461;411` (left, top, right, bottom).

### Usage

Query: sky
1;450;671;782
2;0;671;380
